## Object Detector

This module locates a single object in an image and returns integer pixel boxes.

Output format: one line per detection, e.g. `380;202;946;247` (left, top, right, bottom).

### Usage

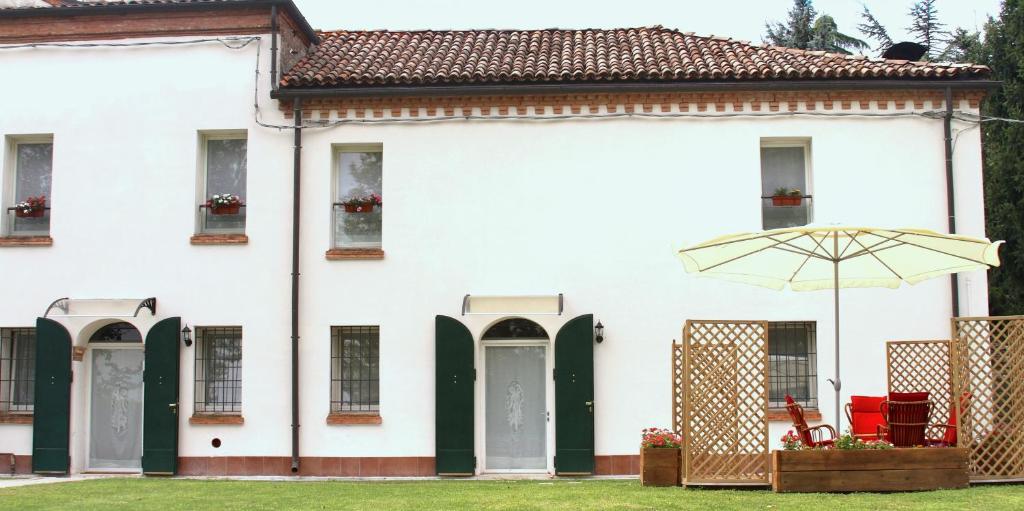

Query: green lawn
0;478;1020;510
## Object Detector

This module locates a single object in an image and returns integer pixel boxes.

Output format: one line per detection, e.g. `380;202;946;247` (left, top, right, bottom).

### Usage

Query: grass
0;478;1021;510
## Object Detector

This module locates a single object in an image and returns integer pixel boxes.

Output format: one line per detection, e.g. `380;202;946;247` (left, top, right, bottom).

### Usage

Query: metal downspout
290;97;302;473
944;86;960;317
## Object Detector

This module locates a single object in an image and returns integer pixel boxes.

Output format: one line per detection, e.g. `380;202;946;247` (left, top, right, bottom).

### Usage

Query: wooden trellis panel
953;316;1024;481
887;340;954;426
672;342;684;434
681;320;769;485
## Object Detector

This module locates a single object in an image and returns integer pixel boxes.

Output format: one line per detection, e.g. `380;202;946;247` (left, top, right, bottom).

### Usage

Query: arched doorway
86;321;144;471
480;318;550;472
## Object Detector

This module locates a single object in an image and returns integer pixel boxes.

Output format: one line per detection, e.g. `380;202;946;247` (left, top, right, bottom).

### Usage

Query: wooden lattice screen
680;320;769;485
887;340;954;426
672;342;684;434
953;316;1024;481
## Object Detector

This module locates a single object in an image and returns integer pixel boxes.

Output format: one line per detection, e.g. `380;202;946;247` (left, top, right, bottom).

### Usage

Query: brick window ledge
191;234;248;245
326;412;382;425
326;248;384;260
768;409;821;422
0;413;33;425
0;236;52;247
190;414;244;425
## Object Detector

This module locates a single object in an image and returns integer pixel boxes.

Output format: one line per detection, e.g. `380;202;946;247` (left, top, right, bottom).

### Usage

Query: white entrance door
485;345;547;471
88;348;144;471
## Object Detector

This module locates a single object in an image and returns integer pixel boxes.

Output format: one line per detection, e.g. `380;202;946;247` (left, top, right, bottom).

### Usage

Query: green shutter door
555;314;595;475
32;318;72;474
143;317;181;475
435;315;475;475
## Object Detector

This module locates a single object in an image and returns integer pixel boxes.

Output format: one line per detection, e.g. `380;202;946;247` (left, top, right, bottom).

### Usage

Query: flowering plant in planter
781;430;803;450
833;432;894;450
341;193;382;213
640;427;681;487
641;427;682;449
771;188;804;207
13;195;46;218
206;193;244;215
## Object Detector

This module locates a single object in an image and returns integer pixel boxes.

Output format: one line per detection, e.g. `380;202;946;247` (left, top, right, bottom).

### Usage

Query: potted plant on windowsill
771;188;803;207
640;427;682;487
13;195;46;218
206;193;244;215
341;193;382;213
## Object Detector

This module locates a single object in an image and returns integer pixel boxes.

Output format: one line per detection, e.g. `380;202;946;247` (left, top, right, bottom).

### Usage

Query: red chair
845;395;886;441
880;392;932;447
785;394;836;448
928;392;971;447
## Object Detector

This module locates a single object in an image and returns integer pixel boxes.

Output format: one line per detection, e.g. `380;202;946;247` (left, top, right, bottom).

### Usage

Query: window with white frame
1;328;35;414
760;140;812;230
333;145;382;248
198;133;247;234
5;138;53;236
194;326;242;414
768;321;818;410
330;326;379;413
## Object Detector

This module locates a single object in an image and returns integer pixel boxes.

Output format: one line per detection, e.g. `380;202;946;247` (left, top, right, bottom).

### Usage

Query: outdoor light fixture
595;321;604;343
181;325;193;347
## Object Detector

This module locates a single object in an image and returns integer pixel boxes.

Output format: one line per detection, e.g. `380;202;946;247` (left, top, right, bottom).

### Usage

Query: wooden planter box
343;203;375;213
772;448;969;493
771;196;802;207
211;204;241;215
640;448;680;486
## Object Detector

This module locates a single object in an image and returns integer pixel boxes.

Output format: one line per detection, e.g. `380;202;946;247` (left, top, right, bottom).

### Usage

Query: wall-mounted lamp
181;325;193;347
595;320;604;343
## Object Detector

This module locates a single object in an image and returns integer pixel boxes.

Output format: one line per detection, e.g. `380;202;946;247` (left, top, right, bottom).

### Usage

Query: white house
0;0;995;477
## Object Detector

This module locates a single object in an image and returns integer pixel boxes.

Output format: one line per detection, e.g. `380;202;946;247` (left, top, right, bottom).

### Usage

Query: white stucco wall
0;33;991;469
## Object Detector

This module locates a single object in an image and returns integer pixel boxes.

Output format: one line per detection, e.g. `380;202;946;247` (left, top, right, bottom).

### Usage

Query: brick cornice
282;89;985;122
0;413;33;425
0;4;314;45
326;248;384;260
326;413;382;425
191;233;248;245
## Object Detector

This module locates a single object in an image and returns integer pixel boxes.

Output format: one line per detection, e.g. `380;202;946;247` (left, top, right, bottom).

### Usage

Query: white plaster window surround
195;131;247;237
2;134;53;239
329;144;383;259
0;327;35;419
760;138;813;230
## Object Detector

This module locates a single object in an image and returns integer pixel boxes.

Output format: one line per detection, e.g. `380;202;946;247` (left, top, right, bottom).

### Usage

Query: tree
857;5;893;54
981;0;1024;316
908;0;948;58
764;0;868;54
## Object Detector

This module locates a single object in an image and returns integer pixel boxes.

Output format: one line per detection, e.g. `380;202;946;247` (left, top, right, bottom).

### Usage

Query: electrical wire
5;35;1024;129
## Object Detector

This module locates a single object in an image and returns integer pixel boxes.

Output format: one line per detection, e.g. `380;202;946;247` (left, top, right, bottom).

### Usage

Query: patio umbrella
676;225;1003;430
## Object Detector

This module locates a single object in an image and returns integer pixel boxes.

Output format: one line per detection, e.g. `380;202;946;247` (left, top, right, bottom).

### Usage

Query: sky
293;0;1001;54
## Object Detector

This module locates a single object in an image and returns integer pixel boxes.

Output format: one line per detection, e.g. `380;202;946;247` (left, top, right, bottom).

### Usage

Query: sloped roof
281;26;990;89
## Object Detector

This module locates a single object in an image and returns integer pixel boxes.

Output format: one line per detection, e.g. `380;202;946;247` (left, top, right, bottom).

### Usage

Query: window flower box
341;193;382;214
13;195;46;218
771;188;803;207
771;447;969;493
640;427;681;486
206;193;244;216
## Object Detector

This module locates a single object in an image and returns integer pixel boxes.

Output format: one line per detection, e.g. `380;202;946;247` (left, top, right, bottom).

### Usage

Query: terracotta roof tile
281;26;990;88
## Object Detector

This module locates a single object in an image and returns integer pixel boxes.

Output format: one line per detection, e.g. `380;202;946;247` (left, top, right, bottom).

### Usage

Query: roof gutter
0;0;318;43
271;79;999;100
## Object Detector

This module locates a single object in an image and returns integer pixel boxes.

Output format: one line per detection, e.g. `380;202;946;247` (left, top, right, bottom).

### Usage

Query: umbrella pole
833;235;842;432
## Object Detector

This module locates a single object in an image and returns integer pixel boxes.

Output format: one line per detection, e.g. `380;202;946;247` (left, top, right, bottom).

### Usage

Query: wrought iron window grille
194;326;243;414
330;326;380;413
768;321;818;410
0;328;35;414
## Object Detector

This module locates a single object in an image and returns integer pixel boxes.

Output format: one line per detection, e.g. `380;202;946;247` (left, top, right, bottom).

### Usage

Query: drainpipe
290;97;302;473
270;4;279;92
944;86;960;317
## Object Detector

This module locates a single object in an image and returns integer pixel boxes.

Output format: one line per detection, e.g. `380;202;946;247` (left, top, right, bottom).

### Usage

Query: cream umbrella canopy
677;225;1004;430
